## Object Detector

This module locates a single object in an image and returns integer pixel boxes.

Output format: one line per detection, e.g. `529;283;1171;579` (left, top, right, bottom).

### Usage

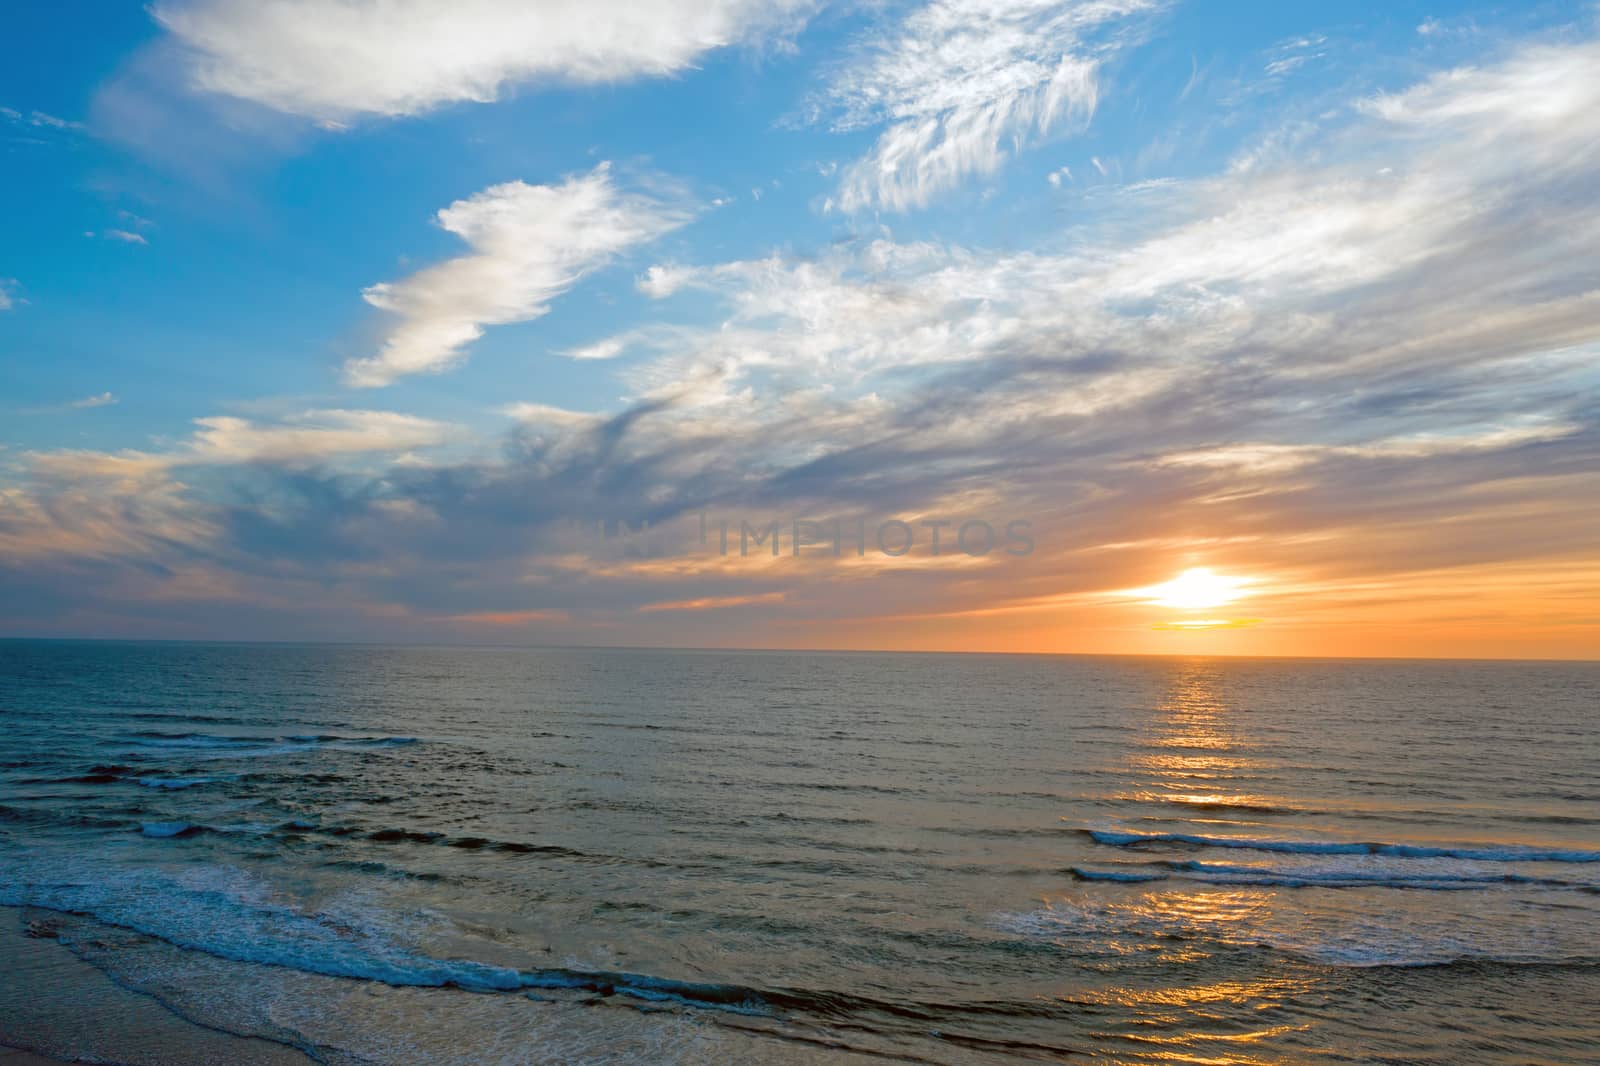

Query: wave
127;731;418;752
140;821;288;840
997;897;1600;969
3;853;1085;1034
1084;828;1600;863
1067;868;1168;883
141;821;206;838
1067;860;1592;891
23;763;218;791
136;776;215;790
284;735;419;747
21;764;137;785
273;821;600;861
1164;858;1581;885
366;828;447;845
131;817;592;860
127;731;264;749
1109;791;1306;815
0;804;130;831
0;860;916;1026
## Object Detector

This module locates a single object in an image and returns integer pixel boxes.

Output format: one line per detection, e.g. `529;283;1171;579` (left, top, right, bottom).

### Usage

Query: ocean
1;641;1597;1063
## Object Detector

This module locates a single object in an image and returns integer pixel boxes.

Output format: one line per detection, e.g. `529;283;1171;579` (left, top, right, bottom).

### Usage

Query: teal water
2;642;1598;1063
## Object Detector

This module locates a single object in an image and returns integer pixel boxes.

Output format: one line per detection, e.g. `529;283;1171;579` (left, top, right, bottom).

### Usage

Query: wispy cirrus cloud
69;392;119;409
87;229;149;245
345;163;691;387
816;0;1163;212
1263;34;1328;78
151;0;817;123
1;105;84;139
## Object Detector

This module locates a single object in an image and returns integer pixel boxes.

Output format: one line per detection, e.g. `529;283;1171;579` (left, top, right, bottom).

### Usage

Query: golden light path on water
1059;663;1315;1062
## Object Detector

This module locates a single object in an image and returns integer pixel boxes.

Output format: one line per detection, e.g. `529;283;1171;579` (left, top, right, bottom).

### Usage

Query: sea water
2;642;1597;1063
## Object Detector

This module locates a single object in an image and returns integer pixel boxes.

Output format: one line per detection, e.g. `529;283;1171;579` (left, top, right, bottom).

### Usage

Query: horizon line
1;635;1595;666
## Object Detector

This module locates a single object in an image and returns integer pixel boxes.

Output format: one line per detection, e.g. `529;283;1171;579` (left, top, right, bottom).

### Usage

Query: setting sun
1145;568;1253;610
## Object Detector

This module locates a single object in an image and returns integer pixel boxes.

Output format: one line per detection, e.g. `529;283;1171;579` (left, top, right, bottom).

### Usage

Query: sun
1145;567;1252;610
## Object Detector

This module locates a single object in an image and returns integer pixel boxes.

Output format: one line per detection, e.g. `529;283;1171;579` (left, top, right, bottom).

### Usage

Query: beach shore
0;906;885;1064
1;906;312;1065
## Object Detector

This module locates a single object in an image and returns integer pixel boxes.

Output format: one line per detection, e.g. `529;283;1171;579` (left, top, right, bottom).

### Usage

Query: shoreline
0;907;885;1064
0;907;314;1065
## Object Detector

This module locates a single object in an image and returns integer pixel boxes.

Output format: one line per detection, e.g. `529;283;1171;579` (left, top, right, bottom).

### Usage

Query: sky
2;0;1597;659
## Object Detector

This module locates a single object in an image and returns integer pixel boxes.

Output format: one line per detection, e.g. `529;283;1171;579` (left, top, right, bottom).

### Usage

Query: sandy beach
1;907;313;1064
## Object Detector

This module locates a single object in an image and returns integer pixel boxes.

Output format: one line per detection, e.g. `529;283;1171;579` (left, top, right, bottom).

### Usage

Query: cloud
817;0;1161;212
1160;420;1584;475
638;591;787;612
89;229;150;245
7;34;1600;655
150;0;816;123
0;279;16;311
637;264;696;299
442;609;568;626
69;392;120;409
1;107;84;137
1263;34;1327;78
183;409;455;463
345;163;691;387
560;337;629;361
24;110;83;130
28;409;455;482
502;402;600;427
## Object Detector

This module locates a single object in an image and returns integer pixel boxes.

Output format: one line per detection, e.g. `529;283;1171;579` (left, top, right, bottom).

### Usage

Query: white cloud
29;111;81;130
605;34;1600;459
819;0;1159;212
1416;17;1480;40
152;0;815;122
1263;34;1326;78
1;107;83;132
1163;421;1582;474
345;163;690;387
0;279;15;311
101;229;150;245
637;264;697;299
1363;40;1600;147
561;337;629;361
186;409;454;462
502;402;599;426
70;392;119;409
28;409;455;480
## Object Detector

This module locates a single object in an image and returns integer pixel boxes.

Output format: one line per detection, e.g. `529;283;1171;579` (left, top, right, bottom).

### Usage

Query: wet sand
0;907;313;1065
0;907;885;1064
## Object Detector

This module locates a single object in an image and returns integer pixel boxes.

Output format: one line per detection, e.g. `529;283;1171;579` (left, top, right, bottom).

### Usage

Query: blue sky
2;1;1598;656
